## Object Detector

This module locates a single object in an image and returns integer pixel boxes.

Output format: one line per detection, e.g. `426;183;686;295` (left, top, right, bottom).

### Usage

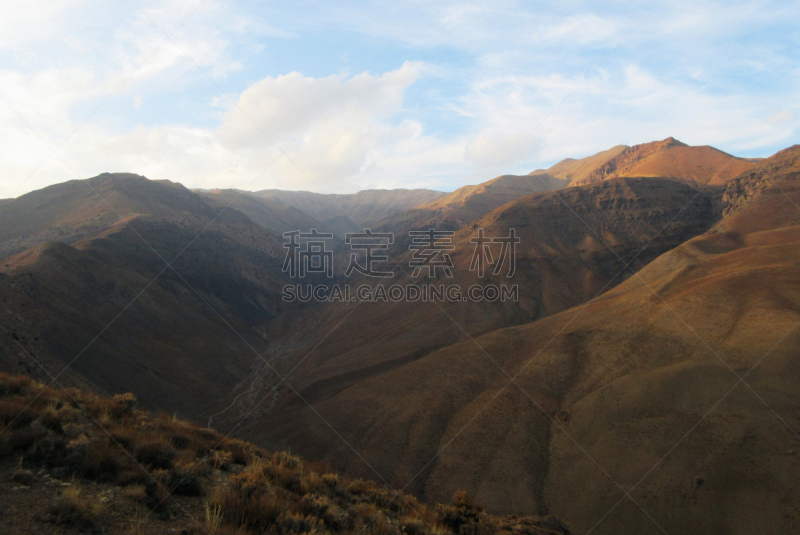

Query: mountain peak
571;137;753;186
660;136;688;147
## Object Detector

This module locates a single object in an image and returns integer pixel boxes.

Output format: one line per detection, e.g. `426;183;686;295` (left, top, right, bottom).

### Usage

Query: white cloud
0;0;84;49
1;61;469;195
219;63;422;150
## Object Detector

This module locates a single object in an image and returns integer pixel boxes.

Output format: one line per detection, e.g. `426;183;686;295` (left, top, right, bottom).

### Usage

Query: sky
0;0;798;197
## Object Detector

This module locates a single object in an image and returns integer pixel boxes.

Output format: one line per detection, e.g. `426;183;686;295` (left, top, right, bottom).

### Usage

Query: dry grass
46;486;104;529
122;484;147;502
0;372;569;535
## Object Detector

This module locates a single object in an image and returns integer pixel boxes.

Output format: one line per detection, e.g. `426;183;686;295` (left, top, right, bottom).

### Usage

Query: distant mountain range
246;188;447;237
1;137;797;534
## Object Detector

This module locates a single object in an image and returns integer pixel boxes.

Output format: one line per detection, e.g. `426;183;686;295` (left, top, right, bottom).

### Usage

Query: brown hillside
0;143;789;535
530;145;628;184
0;373;569;534
240;146;800;534
374;173;567;238
236;177;724;486
571;137;756;187
0;174;298;420
0;173;214;260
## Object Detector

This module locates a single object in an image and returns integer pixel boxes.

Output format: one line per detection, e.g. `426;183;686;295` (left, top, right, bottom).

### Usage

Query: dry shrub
263;462;301;493
347;478;376;496
190;506;252;535
116;464;151;486
219;439;250;465
273;451;300;469
135;440;176;469
12;468;34;486
63;422;88;440
109;427;137;451
123;484;147;502
453;490;479;511
111;392;137;416
0;398;39;430
0;374;32;396
208;449;232;471
77;440;122;481
0;373;571;535
164;463;205;497
83;396;116;420
278;512;325;534
299;469;325;495
7;427;37;451
399;516;429;535
209;483;287;531
38;409;64;433
305;458;335;475
436;491;492;535
168;432;192;450
362;508;395;535
321;473;339;488
299;494;349;531
46;487;103;529
370;490;400;512
81;391;136;420
182;452;212;478
144;471;173;512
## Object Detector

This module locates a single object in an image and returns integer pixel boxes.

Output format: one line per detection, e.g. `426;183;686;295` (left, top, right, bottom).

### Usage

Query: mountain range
0;137;797;534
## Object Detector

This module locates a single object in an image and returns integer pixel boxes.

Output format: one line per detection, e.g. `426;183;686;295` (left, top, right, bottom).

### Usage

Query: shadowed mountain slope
242;145;800;534
0;173;212;260
198;188;327;237
236;176;728;480
0;174;296;417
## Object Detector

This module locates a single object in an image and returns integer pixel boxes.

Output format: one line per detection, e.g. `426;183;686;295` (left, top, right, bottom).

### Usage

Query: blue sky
1;0;798;196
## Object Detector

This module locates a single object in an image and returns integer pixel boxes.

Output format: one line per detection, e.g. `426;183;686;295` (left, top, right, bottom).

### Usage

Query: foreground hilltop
0;372;569;534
